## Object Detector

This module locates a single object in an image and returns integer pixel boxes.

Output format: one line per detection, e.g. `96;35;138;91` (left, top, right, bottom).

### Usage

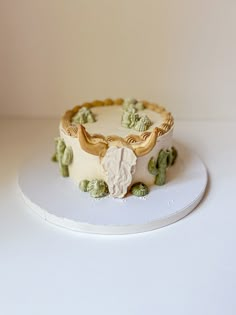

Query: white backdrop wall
0;0;236;119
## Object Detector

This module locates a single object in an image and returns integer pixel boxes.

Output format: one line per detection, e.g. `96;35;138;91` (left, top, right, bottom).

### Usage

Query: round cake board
18;143;207;235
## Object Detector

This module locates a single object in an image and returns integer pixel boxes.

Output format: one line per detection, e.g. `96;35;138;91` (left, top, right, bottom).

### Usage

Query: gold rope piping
61;98;174;157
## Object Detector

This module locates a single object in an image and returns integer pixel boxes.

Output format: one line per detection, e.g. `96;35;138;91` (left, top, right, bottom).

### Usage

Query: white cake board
18;143;207;235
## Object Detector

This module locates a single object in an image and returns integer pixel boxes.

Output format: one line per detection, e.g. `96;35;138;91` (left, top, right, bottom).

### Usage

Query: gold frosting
77;125;108;158
131;128;159;157
61;98;174;157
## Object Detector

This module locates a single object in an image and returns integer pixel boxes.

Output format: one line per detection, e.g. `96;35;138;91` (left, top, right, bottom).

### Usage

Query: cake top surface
60;98;174;157
82;105;164;137
61;98;173;138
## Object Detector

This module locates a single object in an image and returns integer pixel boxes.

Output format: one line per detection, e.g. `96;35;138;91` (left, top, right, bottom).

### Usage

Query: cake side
53;98;177;198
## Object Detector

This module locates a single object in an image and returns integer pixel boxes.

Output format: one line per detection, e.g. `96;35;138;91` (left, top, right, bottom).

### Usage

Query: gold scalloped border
61;98;174;157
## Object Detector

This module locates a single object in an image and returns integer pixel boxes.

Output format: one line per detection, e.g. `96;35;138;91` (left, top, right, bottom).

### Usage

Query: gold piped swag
61;98;174;157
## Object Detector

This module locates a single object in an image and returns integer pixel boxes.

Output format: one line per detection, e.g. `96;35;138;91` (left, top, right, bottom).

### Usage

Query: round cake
52;98;177;198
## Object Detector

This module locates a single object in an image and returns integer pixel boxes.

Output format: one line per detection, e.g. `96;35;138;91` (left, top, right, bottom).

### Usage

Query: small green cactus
122;97;137;110
122;98;144;111
121;100;151;132
72;107;95;124
135;101;144;111
148;157;159;176
79;179;90;192
52;138;73;177
134;115;152;132
121;108;139;129
131;182;149;197
62;146;73;166
167;146;178;166
87;179;109;198
148;147;178;186
155;150;169;185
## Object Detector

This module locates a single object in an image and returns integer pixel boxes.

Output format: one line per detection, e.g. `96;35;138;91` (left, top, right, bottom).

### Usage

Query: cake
52;98;177;198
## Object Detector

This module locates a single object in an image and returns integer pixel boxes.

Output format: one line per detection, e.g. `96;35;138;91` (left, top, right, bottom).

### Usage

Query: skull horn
77;125;108;157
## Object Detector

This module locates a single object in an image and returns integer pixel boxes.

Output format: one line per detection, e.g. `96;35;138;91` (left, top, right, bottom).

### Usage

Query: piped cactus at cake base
155;150;169;185
130;182;149;197
148;157;159;176
79;179;90;192
79;179;109;198
51;153;58;162
167;146;178;166
52;138;73;177
148;147;178;186
62;146;73;166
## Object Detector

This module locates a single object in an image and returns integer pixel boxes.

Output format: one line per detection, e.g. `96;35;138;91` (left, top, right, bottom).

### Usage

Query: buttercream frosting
58;98;176;198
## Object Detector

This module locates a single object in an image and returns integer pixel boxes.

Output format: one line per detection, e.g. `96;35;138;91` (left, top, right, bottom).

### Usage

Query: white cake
53;98;177;198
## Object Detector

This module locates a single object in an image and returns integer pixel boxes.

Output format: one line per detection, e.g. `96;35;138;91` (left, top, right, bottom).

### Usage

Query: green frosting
135;101;144;111
122;98;144;111
72;107;95;124
122;97;137;110
148;157;159;176
79;179;90;192
121;107;139;129
51;153;58;162
134;115;152;132
121;99;151;132
87;179;109;198
131;182;149;197
155;150;169;185
148;147;178;185
52;138;73;177
62;146;73;166
167;146;178;166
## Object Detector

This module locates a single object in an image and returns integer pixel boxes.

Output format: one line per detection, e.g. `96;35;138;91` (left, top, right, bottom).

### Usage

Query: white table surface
0;119;236;315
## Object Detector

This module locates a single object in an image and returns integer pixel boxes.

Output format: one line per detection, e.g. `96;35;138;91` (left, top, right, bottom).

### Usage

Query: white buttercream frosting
81;105;164;137
60;104;174;197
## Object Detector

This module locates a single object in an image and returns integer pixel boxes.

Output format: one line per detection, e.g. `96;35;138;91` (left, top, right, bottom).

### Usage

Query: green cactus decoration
72;107;95;124
167;146;178;166
155;150;169;185
124;103;138;113
134;115;152;132
52;138;73;177
148;147;178;185
131;182;149;197
148;157;159;176
135;101;144;111
121;98;151;132
121;107;139;128
62;146;73;166
87;179;109;198
79;179;90;192
122;98;144;111
122;97;137;110
55;138;68;177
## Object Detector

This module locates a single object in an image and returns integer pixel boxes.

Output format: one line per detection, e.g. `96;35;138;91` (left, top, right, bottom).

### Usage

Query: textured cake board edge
20;188;206;235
